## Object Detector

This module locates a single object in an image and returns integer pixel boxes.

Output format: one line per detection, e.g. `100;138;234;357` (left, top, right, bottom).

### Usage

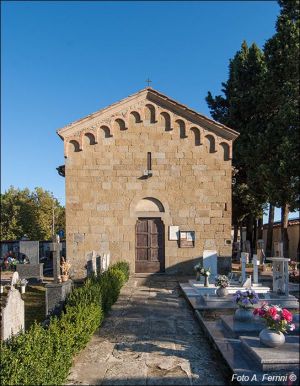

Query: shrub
0;261;130;385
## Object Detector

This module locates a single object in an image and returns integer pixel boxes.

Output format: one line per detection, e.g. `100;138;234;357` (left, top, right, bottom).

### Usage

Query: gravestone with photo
18;240;43;282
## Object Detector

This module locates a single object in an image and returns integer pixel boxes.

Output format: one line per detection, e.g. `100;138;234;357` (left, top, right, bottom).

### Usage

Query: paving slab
67;275;229;385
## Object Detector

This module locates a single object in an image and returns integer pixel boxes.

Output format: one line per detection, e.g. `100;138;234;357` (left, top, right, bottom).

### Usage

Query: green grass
21;285;46;330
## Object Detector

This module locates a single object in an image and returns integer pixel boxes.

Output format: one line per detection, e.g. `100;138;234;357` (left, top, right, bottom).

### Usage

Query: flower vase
216;287;228;297
204;275;209;287
20;285;26;294
61;274;69;282
234;307;254;322
259;328;285;348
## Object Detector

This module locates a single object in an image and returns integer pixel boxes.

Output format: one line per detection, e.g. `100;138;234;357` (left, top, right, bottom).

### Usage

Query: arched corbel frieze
219;141;231;161
175;119;187;138
81;131;97;147
98;125;113;139
64;138;82;158
204;134;217;153
113;117;127;131
190;126;201;146
144;103;156;123
160;111;172;131
128;110;142;124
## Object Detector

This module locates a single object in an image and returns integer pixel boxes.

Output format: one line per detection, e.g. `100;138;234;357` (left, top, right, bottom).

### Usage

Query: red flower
282;309;293;323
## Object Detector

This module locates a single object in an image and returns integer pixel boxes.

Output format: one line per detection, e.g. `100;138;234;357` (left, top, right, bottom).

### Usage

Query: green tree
206;41;268;251
261;0;300;256
0;186;65;241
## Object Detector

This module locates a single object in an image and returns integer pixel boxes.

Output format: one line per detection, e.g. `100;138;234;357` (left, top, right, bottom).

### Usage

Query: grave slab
221;315;266;337
240;335;300;371
16;263;43;282
45;280;73;316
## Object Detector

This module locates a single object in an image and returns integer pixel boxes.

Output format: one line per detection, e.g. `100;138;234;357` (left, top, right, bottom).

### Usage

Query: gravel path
67;275;228;385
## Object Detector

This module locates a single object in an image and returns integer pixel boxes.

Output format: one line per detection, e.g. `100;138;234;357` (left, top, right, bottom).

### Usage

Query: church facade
57;88;239;278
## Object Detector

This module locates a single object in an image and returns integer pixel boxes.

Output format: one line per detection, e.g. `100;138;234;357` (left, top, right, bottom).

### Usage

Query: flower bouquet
60;257;71;281
233;289;259;321
215;275;230;288
194;263;211;286
253;303;295;333
215;275;230;297
233;289;259;308
16;278;28;294
254;303;295;347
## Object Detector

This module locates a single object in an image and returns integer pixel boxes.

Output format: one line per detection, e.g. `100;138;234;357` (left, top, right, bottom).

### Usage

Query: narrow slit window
147;152;152;171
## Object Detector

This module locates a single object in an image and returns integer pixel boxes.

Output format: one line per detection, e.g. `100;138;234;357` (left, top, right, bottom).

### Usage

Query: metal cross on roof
145;78;152;87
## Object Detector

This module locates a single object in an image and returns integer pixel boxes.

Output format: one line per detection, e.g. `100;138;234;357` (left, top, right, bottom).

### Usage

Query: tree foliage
0;186;65;241
206;0;299;255
206;41;267;228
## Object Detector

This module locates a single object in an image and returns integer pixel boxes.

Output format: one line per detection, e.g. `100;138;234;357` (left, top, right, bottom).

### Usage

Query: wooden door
135;218;165;273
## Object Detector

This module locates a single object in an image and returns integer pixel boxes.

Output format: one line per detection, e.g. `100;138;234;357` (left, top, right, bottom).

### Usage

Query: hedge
0;261;130;386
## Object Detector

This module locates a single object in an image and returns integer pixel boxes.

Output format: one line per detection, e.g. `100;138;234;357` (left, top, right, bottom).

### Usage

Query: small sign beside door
169;226;179;240
179;231;195;248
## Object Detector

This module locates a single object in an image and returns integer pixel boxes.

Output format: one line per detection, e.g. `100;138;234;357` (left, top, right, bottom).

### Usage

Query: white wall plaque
169;226;179;241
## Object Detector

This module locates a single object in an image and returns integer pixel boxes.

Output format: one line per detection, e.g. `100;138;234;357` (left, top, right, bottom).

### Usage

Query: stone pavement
67;275;229;385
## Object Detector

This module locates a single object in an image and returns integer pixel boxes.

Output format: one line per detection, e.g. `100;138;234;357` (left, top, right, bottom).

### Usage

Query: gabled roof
56;87;239;140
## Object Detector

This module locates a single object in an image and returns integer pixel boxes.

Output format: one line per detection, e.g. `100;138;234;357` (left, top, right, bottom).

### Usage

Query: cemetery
0;234;299;385
1;1;299;383
180;241;299;384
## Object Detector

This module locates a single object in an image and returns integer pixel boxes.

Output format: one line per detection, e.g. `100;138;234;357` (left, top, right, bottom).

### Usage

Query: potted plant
194;264;211;286
215;275;230;297
16;279;28;294
233;289;259;322
60;258;71;282
253;303;295;347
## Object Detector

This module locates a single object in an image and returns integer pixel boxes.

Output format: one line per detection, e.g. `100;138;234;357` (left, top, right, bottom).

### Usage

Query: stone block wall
60;93;236;278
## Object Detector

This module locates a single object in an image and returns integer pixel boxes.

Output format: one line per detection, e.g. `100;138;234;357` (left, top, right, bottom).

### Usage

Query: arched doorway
135;218;165;273
134;197;165;273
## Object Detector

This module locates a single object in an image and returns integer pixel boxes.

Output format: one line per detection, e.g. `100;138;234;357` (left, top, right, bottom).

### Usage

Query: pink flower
289;323;295;331
268;307;278;319
282;309;293;323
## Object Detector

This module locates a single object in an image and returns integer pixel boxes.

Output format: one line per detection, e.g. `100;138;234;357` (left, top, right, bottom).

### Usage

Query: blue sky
1;1;298;222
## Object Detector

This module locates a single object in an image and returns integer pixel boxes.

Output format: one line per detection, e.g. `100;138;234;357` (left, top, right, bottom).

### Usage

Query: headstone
242;275;252;288
257;239;264;250
106;253;110;269
203;250;218;278
10;271;20;287
19;241;39;265
16;264;43;282
241;252;249;283
101;254;107;272
86;251;97;277
49;238;62;283
242;240;251;254
1;277;25;340
268;257;290;296
274;241;284;257
96;255;101;276
45;281;73;316
252;254;259;284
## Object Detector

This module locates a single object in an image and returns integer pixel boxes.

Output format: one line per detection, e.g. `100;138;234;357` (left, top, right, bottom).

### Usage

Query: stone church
57;88;239;278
